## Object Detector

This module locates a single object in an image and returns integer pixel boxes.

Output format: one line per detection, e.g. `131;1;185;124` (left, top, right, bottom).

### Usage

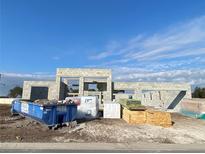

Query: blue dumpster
11;100;77;128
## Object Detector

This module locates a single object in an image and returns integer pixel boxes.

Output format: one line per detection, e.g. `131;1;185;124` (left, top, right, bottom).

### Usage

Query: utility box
103;101;121;119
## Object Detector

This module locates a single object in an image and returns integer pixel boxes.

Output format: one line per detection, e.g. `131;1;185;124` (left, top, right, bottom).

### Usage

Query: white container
103;101;121;119
65;96;99;119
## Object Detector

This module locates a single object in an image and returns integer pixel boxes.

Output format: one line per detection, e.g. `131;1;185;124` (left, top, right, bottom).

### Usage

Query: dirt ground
1;104;205;144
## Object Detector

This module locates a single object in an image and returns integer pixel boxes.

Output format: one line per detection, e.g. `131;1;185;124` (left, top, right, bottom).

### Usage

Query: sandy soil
1;104;205;144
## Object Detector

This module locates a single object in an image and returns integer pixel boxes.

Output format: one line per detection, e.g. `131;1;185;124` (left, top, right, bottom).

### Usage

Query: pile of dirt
53;113;205;144
0;105;64;142
1;104;205;144
0;105;11;117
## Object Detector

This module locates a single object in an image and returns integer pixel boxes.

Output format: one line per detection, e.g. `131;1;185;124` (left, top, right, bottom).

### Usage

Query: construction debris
16;136;23;141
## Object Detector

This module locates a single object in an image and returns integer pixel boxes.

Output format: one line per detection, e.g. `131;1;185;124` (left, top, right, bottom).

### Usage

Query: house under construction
22;68;192;111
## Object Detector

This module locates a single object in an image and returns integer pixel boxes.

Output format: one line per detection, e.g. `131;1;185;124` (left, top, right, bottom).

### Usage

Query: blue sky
1;0;205;91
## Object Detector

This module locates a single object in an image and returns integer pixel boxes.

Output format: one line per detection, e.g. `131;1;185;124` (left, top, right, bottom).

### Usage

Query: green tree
97;83;107;91
192;87;205;98
8;86;22;98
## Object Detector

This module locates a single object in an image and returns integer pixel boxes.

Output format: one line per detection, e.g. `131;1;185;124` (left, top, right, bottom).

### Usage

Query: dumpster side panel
11;100;77;126
28;103;43;119
42;106;55;126
68;105;77;121
14;101;21;111
56;105;66;124
21;102;29;114
11;100;21;114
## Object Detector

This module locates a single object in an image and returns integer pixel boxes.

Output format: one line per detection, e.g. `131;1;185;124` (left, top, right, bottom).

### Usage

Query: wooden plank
122;107;172;127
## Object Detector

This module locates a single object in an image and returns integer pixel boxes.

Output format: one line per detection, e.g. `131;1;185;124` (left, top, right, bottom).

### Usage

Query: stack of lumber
123;108;146;124
146;109;172;127
122;108;172;127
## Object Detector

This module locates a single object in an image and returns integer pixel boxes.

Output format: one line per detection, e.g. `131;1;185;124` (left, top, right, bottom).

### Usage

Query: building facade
22;68;192;111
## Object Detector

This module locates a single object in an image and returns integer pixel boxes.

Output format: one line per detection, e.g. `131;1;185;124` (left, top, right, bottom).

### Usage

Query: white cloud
89;36;144;60
89;50;113;60
87;15;205;86
90;15;205;62
52;56;60;60
112;67;205;86
129;15;205;61
0;72;55;79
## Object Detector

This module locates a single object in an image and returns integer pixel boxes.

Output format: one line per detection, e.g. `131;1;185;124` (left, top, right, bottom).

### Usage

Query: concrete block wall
0;98;15;104
22;81;58;100
114;82;191;97
141;90;183;110
56;68;112;101
21;68;192;111
113;82;192;110
114;94;131;100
